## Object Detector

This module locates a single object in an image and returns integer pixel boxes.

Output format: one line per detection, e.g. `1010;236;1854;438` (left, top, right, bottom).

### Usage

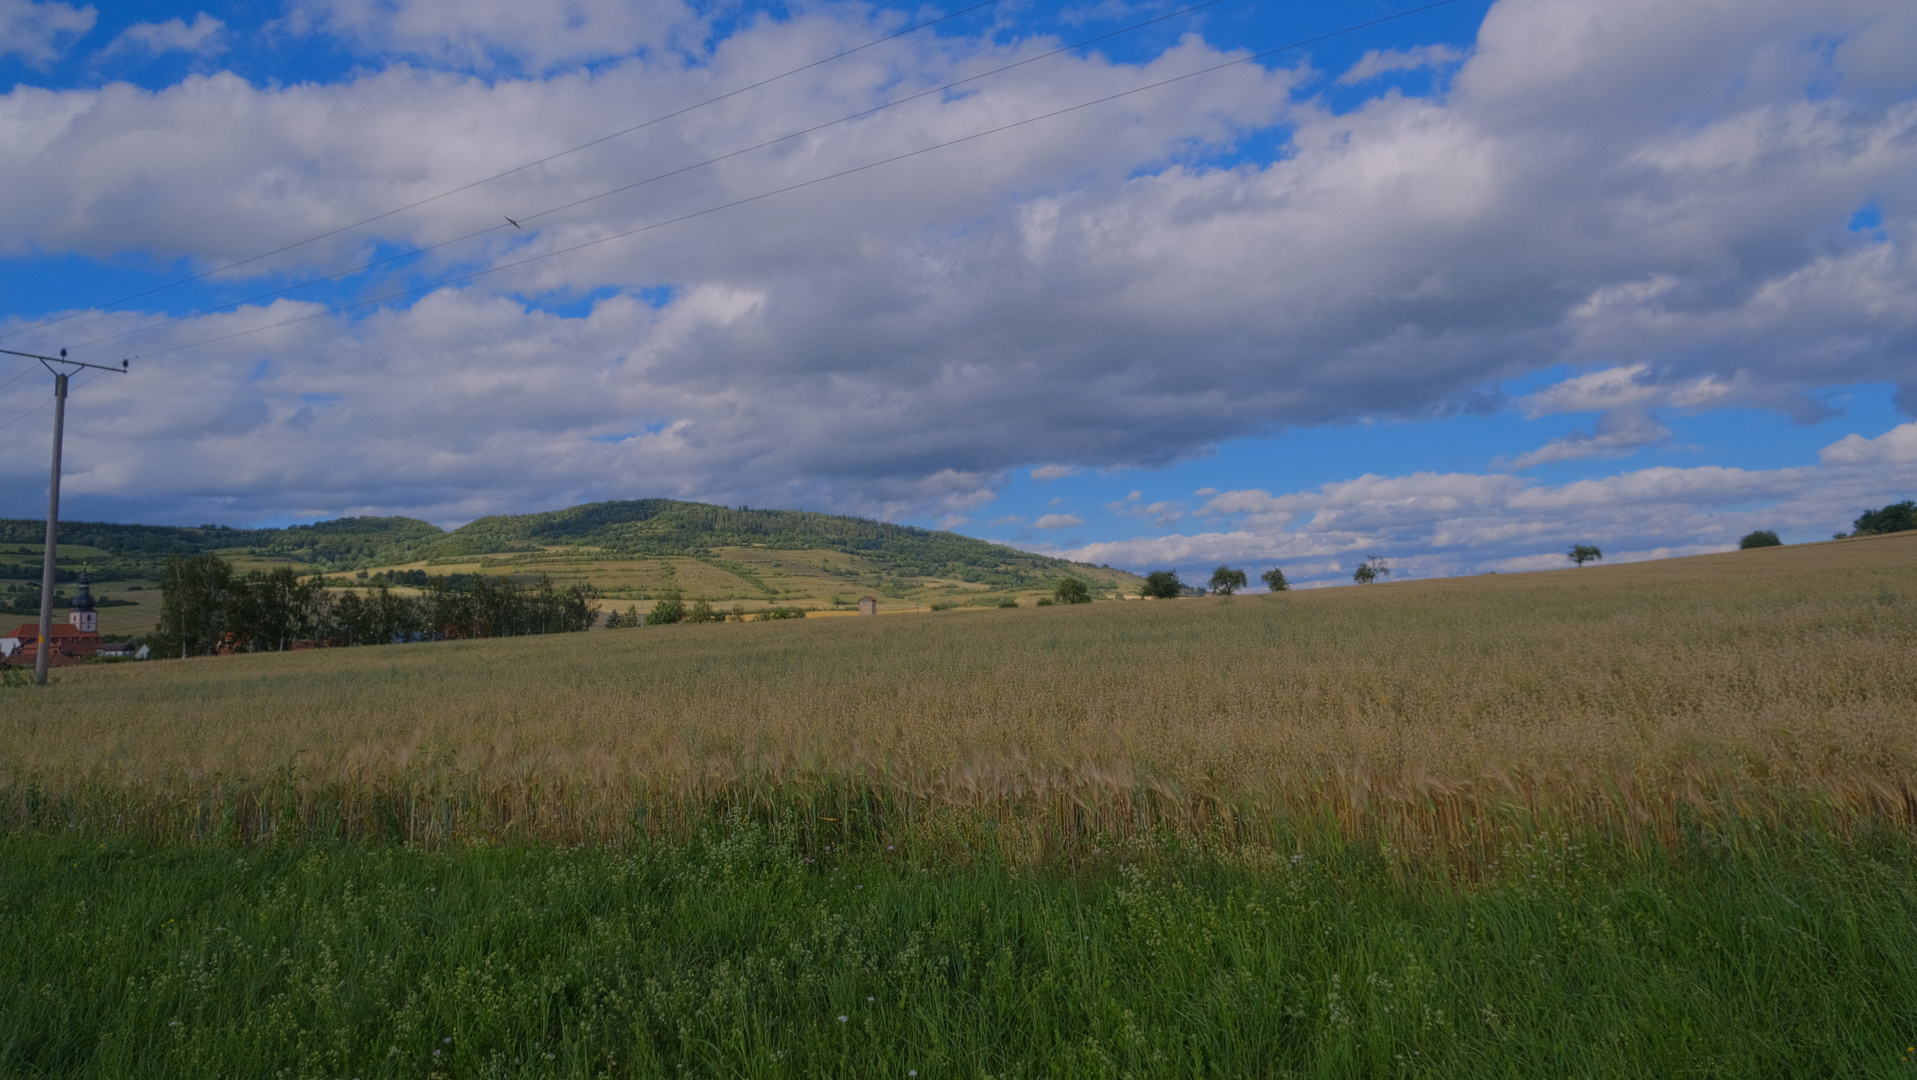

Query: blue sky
1;0;1913;586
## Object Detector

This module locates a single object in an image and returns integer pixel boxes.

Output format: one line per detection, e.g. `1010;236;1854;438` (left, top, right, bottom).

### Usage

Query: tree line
1134;566;1291;598
155;555;597;656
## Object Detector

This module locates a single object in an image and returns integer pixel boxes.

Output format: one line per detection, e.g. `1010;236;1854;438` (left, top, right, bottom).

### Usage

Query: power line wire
0;368;108;434
0;362;38;394
0;0;1006;346
63;0;1237;354
103;0;1461;365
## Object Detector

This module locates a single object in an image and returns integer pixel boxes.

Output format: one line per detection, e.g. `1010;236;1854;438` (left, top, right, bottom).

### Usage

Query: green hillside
0;516;437;566
1;501;1138;619
407;500;1103;587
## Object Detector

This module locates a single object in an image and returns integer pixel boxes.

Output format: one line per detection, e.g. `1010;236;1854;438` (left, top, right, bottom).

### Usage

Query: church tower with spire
68;570;97;634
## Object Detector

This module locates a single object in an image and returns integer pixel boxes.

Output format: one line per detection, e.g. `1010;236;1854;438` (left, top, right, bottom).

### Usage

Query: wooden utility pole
1;348;128;685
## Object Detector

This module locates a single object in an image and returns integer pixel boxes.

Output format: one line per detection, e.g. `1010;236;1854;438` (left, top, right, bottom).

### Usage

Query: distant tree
326;588;366;645
1208;565;1248;596
370;584;420;643
1352;557;1390;585
604;609;622;630
1140;570;1183;599
1053;577;1092;604
1260;567;1290;592
685;598;718;624
1568;544;1603;567
226;564;327;652
648;590;686;625
156;553;237;657
1739;530;1782;549
1853;500;1917;536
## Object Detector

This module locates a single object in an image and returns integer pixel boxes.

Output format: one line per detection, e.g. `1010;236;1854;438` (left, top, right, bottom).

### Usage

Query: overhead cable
64;0;1236;353
0;0;1006;344
98;0;1461;365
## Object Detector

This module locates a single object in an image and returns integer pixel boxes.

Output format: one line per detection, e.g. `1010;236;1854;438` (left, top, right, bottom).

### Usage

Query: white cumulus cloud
96;13;224;61
0;0;94;65
0;0;1914;534
1503;409;1672;468
284;0;701;72
1037;421;1917;583
1338;44;1466;85
1820;421;1917;465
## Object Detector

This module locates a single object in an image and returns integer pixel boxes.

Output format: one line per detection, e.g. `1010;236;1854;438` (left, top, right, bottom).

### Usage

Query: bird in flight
505;216;522;229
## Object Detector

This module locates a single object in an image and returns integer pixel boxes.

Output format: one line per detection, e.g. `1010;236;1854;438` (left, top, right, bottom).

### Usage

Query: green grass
5;820;1916;1078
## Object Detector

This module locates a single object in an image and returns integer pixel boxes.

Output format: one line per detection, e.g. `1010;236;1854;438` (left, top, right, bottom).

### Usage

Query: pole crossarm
0;347;130;374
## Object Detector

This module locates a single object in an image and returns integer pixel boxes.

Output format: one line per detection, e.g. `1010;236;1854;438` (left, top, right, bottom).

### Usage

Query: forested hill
0;516;439;567
1;500;1118;584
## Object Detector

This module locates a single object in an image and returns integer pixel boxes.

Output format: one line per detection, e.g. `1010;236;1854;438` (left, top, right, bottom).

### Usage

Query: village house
0;571;106;667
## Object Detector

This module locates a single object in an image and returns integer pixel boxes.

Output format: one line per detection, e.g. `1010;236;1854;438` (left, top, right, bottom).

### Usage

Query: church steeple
68;569;97;634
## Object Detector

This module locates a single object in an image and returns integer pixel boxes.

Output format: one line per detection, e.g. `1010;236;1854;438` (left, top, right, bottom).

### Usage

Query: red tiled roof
4;642;93;667
6;623;101;640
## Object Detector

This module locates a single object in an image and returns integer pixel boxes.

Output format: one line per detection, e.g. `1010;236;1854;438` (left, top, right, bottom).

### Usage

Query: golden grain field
4;532;1914;856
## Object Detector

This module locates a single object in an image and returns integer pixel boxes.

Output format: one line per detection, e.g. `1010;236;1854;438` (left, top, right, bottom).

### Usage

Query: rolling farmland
3;532;1914;1077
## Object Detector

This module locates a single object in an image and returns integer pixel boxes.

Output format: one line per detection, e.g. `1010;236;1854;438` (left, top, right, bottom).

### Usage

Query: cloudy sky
0;0;1912;586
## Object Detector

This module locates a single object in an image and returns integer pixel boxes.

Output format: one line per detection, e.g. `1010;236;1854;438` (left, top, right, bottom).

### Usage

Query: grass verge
4;819;1915;1078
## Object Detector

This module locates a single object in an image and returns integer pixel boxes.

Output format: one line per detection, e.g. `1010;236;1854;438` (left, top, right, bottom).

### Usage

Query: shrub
1853;500;1916;536
1740;530;1782;549
996;597;1019;609
648;591;686;625
754;607;806;620
1035;597;1054;606
1053;577;1092;604
1140;571;1183;599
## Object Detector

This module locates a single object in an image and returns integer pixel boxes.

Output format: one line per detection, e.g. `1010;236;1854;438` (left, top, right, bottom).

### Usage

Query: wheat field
4;532;1914;857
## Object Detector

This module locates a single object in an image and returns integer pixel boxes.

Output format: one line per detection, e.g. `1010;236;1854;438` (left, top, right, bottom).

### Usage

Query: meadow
4;531;1914;853
3;532;1916;1076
